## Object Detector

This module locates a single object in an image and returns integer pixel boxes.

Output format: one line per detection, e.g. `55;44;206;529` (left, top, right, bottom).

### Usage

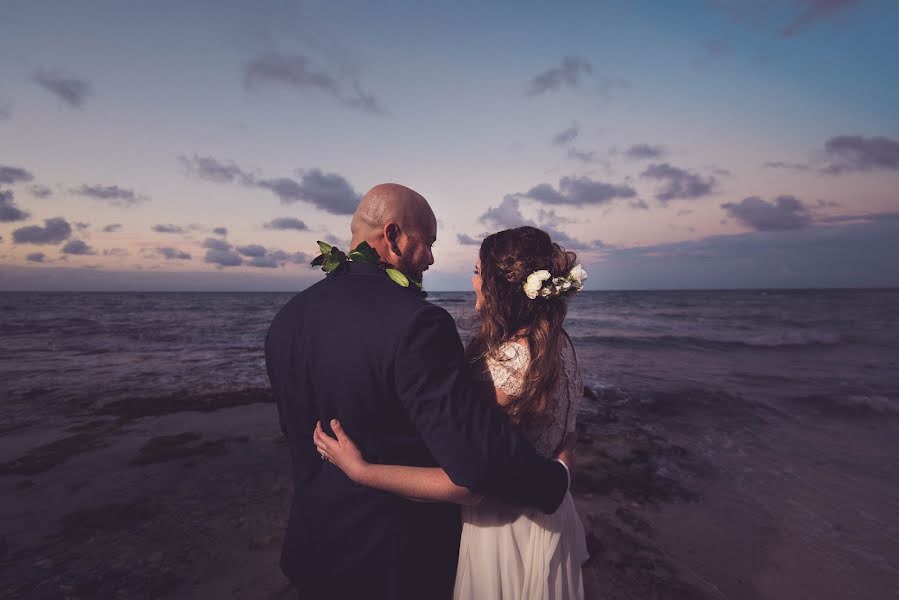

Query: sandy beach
3;383;896;599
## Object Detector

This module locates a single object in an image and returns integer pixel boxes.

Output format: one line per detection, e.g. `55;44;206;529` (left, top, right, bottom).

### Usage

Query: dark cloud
519;176;636;207
552;123;580;146
237;244;267;257
61;239;95;255
29;185;53;198
102;223;122;233
641;163;716;202
456;233;482;246
212;227;228;236
26;252;45;263
0;165;34;185
34;71;91;108
259;169;361;215
0;189;31;222
478;196;605;251
205;248;243;267
782;0;863;36
821;135;899;174
178;155;254;184
243;52;387;115
181;154;360;216
203;237;231;252
270;250;309;265
247;255;278;268
152;224;185;234
72;184;145;207
526;57;593;96
12;217;72;244
264;217;308;231
626;144;666;160
102;248;128;257
721;195;812;230
595;211;899;288
158;247;191;260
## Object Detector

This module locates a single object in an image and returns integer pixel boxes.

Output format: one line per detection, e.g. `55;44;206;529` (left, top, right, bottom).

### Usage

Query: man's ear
385;223;402;257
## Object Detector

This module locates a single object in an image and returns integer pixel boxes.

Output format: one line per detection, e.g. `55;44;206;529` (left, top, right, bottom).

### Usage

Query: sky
1;0;898;291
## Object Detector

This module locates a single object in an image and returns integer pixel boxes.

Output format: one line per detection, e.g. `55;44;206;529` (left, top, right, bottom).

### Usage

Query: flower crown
523;264;587;299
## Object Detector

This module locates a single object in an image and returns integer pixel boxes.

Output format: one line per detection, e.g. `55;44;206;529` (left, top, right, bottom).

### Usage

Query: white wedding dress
454;337;589;600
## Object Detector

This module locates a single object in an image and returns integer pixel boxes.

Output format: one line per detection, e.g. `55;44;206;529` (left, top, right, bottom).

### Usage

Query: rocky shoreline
1;386;895;599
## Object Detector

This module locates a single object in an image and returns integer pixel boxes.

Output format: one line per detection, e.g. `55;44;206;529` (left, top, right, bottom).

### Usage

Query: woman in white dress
314;226;589;599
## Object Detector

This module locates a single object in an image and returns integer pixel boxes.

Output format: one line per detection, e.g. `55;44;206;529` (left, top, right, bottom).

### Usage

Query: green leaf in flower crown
317;241;333;255
347;241;380;263
310;254;324;267
385;268;410;287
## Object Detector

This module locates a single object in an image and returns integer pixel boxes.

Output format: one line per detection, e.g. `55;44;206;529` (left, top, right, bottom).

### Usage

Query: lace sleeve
564;339;583;433
486;341;530;397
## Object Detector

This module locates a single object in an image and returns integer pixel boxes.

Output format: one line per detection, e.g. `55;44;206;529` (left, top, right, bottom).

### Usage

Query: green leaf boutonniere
310;240;424;293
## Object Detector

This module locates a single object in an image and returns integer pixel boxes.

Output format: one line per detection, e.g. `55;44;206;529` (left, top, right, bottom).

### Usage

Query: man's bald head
350;183;437;281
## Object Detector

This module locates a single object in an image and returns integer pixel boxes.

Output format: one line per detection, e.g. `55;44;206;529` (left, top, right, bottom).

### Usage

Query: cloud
594;211;899;289
0;189;31;222
721;195;812;230
625;144;666;160
259;169;361;214
457;233;482;246
237;244;267;257
478;196;605;250
72;184;146;207
212;227;228;236
821;135;899;174
270;250;309;265
61;239;95;255
552;123;580;146
29;185;53;198
526;57;592;96
264;217;308;231
782;0;863;37
205;249;243;267
203;237;231;251
763;160;813;172
567;148;598;163
179;155;254;184
12;217;72;244
26;252;45;263
102;248;128;257
102;223;122;233
34;70;91;108
0;165;34;185
518;176;636;207
74;222;90;231
629;199;650;210
641;163;716;202
243;52;387;115
152;224;185;234
158;247;191;260
180;155;360;215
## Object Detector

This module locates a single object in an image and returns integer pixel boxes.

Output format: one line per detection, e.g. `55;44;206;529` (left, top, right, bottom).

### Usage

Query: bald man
265;183;569;600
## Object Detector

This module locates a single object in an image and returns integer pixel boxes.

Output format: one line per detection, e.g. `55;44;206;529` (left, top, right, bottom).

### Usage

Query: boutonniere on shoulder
310;241;425;294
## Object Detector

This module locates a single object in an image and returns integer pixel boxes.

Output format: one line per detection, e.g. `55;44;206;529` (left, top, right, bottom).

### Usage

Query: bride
314;226;589;599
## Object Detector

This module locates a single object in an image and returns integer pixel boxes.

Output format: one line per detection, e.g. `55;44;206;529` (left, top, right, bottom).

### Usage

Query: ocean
2;289;898;598
3;289;897;417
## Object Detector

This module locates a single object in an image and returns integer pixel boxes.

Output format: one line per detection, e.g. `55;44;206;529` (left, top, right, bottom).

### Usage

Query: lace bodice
484;336;583;458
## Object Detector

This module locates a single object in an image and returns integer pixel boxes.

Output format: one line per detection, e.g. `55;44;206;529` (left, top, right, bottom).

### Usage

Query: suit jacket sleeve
393;304;568;514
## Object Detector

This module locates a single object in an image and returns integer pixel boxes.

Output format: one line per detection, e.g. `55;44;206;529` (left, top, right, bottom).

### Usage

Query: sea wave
573;331;843;350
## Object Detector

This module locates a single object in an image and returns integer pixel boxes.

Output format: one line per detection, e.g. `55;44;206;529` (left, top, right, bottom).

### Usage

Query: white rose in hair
523;273;543;299
569;264;587;285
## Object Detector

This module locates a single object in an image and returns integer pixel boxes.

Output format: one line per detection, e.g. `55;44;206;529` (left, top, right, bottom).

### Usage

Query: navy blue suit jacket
265;261;568;599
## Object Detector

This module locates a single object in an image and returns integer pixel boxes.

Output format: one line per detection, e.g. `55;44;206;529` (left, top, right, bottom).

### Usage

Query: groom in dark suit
265;183;570;600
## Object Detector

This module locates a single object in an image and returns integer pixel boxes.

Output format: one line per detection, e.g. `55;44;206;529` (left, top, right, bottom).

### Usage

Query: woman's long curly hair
466;226;578;426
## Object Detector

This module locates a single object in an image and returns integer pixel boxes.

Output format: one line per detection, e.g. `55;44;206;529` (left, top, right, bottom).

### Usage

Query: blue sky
1;0;898;290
